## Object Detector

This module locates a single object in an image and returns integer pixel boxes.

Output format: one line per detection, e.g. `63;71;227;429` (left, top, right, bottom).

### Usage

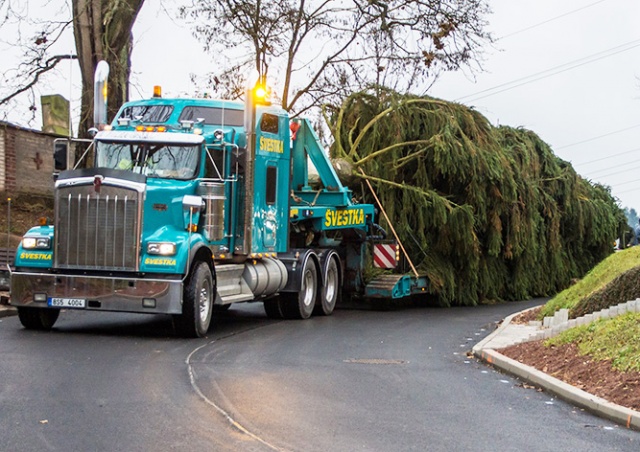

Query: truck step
219;293;255;304
214;264;254;303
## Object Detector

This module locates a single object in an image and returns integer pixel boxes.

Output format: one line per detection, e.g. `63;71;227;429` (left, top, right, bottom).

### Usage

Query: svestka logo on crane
324;208;365;227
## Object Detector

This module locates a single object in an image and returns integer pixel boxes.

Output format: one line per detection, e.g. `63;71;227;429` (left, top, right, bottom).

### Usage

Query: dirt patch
511;306;542;324
500;340;640;411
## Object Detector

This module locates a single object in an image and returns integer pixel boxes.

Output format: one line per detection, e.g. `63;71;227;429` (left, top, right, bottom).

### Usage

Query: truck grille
54;182;143;271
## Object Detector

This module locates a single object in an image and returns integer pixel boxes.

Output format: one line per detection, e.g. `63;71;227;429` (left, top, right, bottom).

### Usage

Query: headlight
147;242;176;255
22;237;51;250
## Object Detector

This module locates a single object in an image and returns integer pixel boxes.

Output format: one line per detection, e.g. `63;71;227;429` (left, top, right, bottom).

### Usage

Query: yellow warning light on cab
153;85;162;97
252;80;271;106
255;86;267;99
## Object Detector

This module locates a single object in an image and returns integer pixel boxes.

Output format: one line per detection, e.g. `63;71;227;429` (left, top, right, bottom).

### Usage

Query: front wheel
174;262;214;338
17;307;60;331
280;256;318;320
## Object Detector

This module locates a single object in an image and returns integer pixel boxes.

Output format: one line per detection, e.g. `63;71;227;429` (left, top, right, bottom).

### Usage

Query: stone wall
1;121;59;197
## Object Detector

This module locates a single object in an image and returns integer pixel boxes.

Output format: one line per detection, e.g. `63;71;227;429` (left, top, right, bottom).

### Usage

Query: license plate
48;297;86;309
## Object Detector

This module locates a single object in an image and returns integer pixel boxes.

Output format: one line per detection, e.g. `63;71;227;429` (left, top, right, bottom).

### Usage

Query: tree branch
0;54;77;106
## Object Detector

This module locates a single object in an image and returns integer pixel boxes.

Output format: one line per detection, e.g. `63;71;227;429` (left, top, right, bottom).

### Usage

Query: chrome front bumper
10;271;183;314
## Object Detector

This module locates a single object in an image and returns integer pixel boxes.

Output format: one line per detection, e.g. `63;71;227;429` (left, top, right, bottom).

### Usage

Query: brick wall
1;122;59;197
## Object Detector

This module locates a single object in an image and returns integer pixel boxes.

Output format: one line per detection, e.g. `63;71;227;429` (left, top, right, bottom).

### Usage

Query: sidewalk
0;291;16;318
0;305;16;318
473;306;640;431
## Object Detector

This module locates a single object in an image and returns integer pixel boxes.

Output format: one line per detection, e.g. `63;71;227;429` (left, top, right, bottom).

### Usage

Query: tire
17;307;60;331
314;255;340;316
263;299;283;319
280;256;318;320
174;262;214;338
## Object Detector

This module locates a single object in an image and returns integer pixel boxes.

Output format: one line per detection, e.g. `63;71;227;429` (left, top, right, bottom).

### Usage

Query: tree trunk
73;0;144;138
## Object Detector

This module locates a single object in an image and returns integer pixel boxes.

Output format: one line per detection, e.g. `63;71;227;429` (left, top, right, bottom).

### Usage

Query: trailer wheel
174;262;214;338
281;257;317;319
17;307;60;331
314;255;340;316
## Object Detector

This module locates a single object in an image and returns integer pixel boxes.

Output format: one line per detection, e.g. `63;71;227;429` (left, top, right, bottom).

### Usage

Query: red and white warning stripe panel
373;243;398;269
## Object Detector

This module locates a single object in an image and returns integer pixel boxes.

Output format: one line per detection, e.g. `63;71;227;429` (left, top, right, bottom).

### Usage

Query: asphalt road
0;300;638;452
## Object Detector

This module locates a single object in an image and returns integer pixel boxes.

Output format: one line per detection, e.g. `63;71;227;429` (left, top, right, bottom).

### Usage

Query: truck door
253;112;290;253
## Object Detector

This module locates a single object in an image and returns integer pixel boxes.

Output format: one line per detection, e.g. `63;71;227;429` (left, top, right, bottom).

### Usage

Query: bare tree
73;0;145;135
0;0;145;136
180;0;492;114
0;1;76;124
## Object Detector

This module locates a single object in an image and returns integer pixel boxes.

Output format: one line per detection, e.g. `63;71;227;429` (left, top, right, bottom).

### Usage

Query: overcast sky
430;0;640;212
3;0;640;210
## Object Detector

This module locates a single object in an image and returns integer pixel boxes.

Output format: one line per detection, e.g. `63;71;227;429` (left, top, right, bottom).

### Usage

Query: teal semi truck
10;64;427;337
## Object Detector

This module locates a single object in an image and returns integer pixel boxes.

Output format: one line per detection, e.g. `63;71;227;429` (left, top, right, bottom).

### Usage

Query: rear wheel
174;262;214;338
281;256;318;319
17;307;60;331
314;255;340;316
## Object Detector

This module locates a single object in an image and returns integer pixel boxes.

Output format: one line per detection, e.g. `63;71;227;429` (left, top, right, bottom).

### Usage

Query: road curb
473;308;640;431
0;306;16;318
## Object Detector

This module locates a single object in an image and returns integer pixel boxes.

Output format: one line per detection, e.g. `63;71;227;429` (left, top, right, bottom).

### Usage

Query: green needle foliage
327;89;626;306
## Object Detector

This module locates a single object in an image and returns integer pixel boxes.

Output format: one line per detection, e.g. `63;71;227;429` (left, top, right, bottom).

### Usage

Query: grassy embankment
540;246;640;372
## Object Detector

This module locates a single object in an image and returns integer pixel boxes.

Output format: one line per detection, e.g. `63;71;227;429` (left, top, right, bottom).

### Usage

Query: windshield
95;141;200;180
117;105;173;123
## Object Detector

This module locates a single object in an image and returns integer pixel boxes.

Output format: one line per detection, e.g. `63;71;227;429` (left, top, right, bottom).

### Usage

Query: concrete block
600;309;610;319
567;319;577;329
528;320;542;327
577;317;587;326
591;311;601;321
610;306;619;317
584;313;594;324
543;317;552;328
618;302;628;314
558;308;569;324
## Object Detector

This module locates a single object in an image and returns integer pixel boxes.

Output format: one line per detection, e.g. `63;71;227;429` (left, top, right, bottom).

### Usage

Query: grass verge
546;312;640;372
540;246;640;318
